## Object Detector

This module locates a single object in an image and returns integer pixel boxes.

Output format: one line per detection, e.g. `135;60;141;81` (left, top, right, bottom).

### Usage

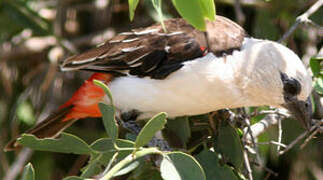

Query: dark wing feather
60;16;245;79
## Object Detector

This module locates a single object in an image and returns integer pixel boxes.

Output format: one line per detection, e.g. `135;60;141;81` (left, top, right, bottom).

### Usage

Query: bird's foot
119;110;172;151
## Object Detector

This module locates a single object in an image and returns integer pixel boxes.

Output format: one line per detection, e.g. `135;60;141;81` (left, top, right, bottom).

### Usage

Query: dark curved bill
282;97;312;130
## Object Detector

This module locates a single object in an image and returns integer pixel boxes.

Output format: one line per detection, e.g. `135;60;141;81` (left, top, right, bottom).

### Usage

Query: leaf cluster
129;0;215;31
19;80;244;180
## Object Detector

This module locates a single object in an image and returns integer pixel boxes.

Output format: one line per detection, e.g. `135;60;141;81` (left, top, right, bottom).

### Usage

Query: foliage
170;0;215;30
310;56;323;94
213;122;243;170
17;82;209;180
21;163;35;180
12;80;248;179
1;0;322;180
129;0;215;30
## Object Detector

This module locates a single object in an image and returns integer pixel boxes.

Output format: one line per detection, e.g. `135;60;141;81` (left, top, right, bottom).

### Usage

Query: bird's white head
234;38;312;129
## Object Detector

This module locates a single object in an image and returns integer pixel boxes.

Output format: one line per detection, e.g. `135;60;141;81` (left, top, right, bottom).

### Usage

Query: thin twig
0;142;9;174
242;147;253;180
100;152;119;177
279;0;323;42
304;19;323;34
278;130;308;155
251;161;278;177
244;114;279;141
279;120;322;155
257;141;287;148
243;117;263;166
277;118;283;152
234;0;246;25
245;145;256;154
264;173;272;180
300;128;319;149
67;155;89;176
4;149;33;180
258;109;290;117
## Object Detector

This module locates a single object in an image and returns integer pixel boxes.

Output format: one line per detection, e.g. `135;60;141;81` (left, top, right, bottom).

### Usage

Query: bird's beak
282;97;312;130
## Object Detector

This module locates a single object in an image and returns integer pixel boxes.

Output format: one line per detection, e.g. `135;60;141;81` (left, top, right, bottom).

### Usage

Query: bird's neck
222;38;284;108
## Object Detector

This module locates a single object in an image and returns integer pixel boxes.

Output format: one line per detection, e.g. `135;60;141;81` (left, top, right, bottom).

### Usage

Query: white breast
108;52;246;119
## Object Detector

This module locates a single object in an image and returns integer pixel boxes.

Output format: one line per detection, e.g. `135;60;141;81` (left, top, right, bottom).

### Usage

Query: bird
5;15;312;151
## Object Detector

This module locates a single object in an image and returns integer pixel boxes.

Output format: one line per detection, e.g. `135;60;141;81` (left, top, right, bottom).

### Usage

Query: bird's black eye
284;78;301;95
280;72;301;96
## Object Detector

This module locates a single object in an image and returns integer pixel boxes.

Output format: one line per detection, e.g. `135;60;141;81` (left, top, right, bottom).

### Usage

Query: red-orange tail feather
60;73;113;121
4;73;112;151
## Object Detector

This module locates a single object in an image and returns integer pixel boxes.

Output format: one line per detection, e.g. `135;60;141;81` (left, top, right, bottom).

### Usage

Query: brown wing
60;16;245;79
205;16;246;54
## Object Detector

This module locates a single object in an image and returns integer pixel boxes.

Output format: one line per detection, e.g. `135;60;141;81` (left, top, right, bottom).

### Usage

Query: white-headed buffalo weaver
5;16;312;151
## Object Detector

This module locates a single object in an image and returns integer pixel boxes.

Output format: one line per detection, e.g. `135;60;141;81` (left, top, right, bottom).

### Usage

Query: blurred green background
0;0;322;180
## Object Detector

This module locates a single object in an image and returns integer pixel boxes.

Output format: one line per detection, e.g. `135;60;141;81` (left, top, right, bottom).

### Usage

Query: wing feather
60;16;245;79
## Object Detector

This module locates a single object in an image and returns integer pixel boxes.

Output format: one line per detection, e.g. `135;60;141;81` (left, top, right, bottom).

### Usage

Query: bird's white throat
106;38;310;119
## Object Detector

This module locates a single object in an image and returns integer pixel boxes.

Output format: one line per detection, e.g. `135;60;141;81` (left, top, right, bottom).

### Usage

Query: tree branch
279;119;323;155
243;113;280;141
279;0;323;42
242;147;253;180
3;149;33;180
234;0;246;25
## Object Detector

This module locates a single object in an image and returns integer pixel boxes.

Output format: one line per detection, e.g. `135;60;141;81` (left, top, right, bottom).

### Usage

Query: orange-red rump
60;73;113;121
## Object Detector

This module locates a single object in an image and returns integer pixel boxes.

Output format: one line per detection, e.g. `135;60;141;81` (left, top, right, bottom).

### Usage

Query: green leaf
17;101;35;125
236;128;244;138
94;80;118;142
135;112;167;148
161;152;206;180
195;150;238;180
3;1;49;35
90;138;134;152
152;0;166;32
313;77;323;94
21;163;35;180
30;152;54;180
130;161;163;180
80;153;105;178
90;138;116;152
102;148;162;179
171;0;216;30
254;10;280;40
17;133;92;155
165;116;191;148
93;80;113;103
113;160;140;177
200;0;216;20
171;0;204;30
90;138;134;164
98;103;118;142
83;138;135;178
128;0;140;21
125;132;137;142
310;56;323;77
214;123;243;169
